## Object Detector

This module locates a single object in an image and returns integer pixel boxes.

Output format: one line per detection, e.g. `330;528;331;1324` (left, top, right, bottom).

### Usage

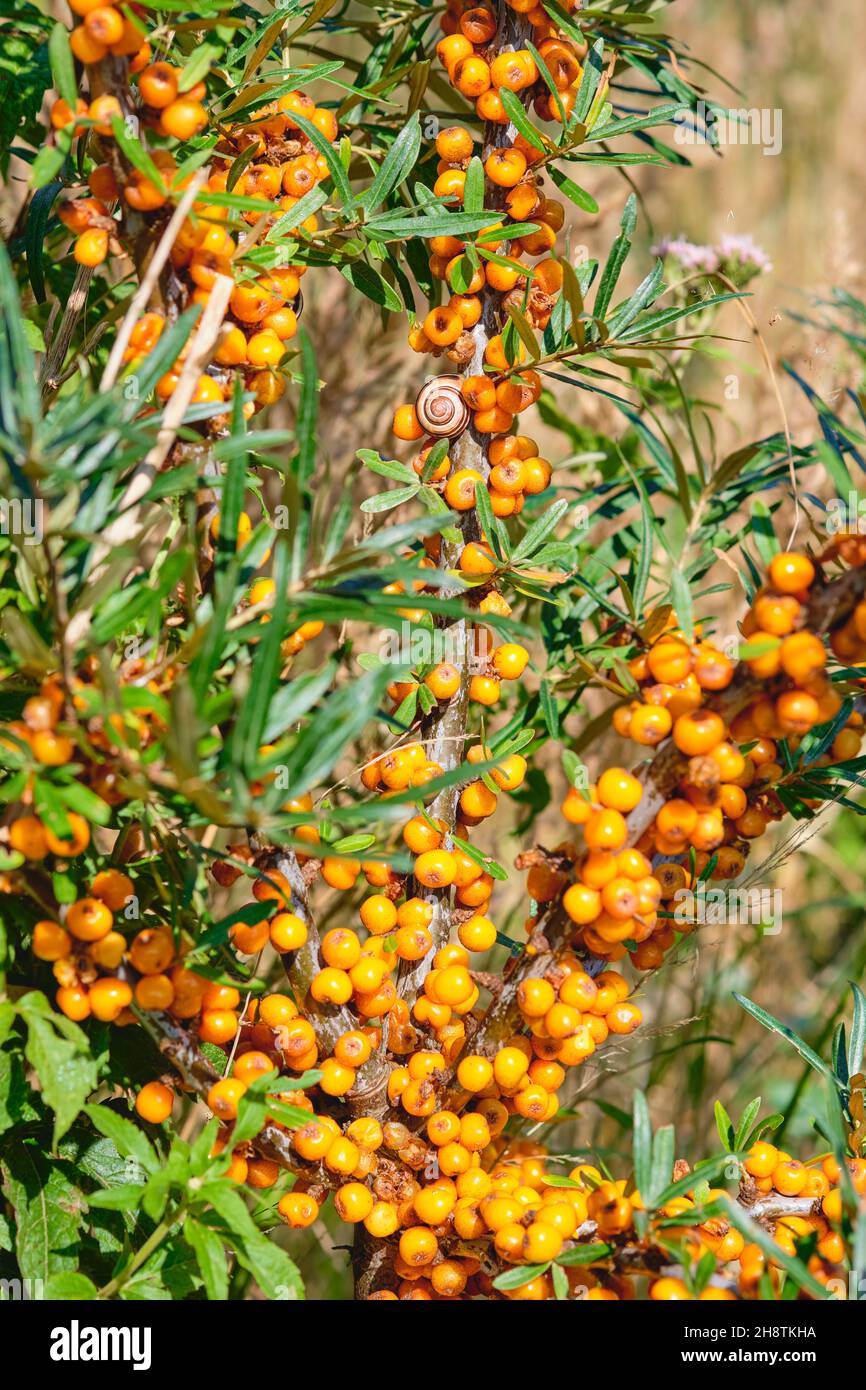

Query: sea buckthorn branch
618;561;866;847
7;0;866;1306
268;847;358;1054
136;1004;339;1188
390;7;536;1004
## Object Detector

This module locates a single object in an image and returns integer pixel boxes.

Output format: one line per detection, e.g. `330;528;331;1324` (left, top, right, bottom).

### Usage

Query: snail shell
414;374;471;439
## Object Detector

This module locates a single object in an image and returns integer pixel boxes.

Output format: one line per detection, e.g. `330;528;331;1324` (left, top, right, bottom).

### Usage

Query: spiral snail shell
414;375;471;439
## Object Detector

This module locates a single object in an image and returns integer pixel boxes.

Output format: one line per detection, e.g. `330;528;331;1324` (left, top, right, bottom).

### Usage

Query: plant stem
97;1211;180;1300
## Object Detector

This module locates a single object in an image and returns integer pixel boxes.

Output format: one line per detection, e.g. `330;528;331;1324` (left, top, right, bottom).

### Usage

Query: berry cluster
8;0;866;1305
53;6;339;413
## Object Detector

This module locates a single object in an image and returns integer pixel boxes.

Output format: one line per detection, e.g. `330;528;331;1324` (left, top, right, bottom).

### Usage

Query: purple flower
717;233;773;274
651;235;720;273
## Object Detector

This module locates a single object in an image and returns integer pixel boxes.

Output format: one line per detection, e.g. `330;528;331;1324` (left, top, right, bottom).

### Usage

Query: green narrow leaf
849;983;866;1077
499;87;548;153
361;114;421;210
25;181;62;304
341;260;403;313
670;566;694;642
288;109;353;205
492;1261;550;1290
235;542;290;767
593;194;636;321
360;483;419;514
573;37;604;123
463;155;485;213
733;1097;762;1150
734;993;844;1092
504;303;540;361
295;326;318;489
548;163;599;214
539;677;559;738
48;22;77;111
512;498;568;563
648;1124;675;1207
632;1090;652;1197
714;1100;735;1151
202;1184;304;1299
110;115;167;197
750;498;779;567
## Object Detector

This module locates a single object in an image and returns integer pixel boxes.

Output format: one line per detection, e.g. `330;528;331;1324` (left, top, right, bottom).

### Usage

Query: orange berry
768;551;815;594
135;1081;174;1124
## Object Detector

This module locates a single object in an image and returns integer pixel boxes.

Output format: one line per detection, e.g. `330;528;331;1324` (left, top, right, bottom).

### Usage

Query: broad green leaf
185;1217;229;1300
19;992;98;1144
83;1103;159;1176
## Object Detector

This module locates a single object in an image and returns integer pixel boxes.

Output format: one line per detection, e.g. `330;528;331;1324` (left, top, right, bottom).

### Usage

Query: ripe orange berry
772;1159;808;1196
70;26;107;62
269;911;308;952
32;919;72;961
425;662;461;700
780;630;826;683
393;403;424;440
134;974;175;1011
629;704;672;746
459;541;497;575
562;882;602;925
207;1078;247;1121
597;767;642;813
358;895;397;937
138;61;179;108
66;897;113;942
278;1191;319;1227
198;1008;239;1044
468;675;500;706
490;49;538;90
493;1045;529;1089
444;468;484;510
322;857;360;890
768;551;815;594
672;708;725;756
160;99;207;140
74;229;109;267
492;643;529;679
484;148;528;187
335;1182;374;1222
584;808;628;852
89;977;133;1022
91;869;134;911
744;1141;779;1178
435;125;474;161
311;967;353;1005
433;963;474;1006
399;1226;438;1266
135;1081;174;1124
44;812;91;857
414;849;456;888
